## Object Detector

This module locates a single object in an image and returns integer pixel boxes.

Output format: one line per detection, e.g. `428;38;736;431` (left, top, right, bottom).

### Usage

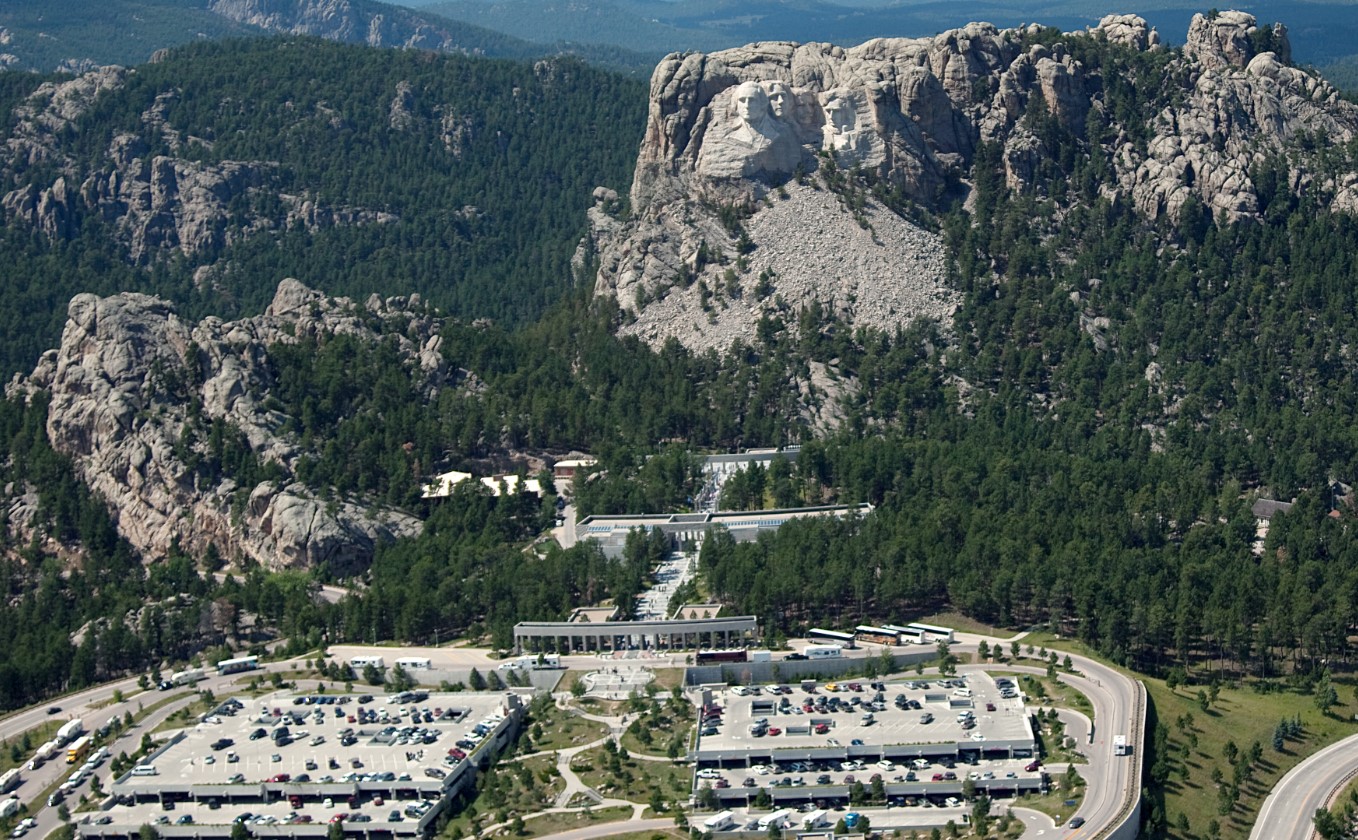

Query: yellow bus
66;735;92;765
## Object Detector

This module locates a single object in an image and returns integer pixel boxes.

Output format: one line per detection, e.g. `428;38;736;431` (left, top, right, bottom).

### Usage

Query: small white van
131;765;158;776
953;687;973;698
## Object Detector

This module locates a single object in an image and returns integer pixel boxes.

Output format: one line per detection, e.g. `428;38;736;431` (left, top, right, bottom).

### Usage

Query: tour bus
854;625;901;646
883;624;928;645
65;735;92;765
807;628;857;648
216;655;259;675
696;649;749;665
905;622;955;643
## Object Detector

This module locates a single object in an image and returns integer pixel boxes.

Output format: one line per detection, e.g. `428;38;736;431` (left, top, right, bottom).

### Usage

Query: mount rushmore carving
695;78;877;178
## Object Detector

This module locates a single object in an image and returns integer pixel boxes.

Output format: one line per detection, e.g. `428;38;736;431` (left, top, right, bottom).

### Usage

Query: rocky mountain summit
588;11;1358;353
0;67;396;265
208;0;492;54
6;280;457;572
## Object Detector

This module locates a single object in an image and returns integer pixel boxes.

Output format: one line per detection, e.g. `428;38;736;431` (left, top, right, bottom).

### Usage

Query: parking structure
78;690;525;838
690;673;1049;808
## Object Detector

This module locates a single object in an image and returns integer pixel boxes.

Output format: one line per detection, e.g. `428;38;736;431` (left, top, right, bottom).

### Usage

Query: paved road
5;637;1142;839
1252;731;1358;840
536;817;673;840
955;648;1142;836
0;658;310;839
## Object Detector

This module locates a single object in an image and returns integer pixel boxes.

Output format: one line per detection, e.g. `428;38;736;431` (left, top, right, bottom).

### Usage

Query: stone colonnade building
513;615;759;654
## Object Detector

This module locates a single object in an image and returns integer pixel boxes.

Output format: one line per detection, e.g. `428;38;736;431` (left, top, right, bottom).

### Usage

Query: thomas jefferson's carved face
767;82;791;119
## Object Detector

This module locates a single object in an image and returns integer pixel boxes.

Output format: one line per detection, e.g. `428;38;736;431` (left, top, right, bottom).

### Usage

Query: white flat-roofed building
578;504;872;558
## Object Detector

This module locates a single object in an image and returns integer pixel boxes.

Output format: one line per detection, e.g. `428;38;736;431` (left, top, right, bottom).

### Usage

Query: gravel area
621;183;957;354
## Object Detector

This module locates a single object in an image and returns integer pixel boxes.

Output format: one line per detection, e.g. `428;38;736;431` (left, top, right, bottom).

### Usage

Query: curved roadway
3;642;1143;839
1252;732;1358;840
956;649;1142;836
0;659;306;840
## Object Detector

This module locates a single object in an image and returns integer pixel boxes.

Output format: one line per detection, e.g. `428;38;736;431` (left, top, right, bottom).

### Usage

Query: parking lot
689;674;1045;806
696;673;1032;755
85;690;525;836
117;691;514;792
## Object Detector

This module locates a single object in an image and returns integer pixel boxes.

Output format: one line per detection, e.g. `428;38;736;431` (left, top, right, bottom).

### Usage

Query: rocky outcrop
1;68;397;262
8;280;461;573
208;0;491;54
1121;13;1354;224
589;12;1358;351
592;26;1025;353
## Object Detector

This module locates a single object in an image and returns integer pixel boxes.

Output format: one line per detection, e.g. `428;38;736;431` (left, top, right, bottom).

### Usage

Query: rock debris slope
8;280;450;572
586;12;1358;353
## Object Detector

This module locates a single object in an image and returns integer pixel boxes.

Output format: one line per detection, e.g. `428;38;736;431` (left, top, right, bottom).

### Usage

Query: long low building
514;615;760;654
79;691;524;839
578;504;872;557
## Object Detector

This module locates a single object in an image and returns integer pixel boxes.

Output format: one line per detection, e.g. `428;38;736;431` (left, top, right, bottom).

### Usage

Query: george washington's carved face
733;81;770;126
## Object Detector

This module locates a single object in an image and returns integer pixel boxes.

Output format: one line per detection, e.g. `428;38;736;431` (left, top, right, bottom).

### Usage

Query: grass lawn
1146;676;1358;838
440;755;566;837
918;611;1018;638
520;699;610;753
152;696;216;733
1010;780;1087;826
648;669;685;691
515;805;634;838
573;743;693;806
620;709;692;759
0;719;65;773
588;829;687;840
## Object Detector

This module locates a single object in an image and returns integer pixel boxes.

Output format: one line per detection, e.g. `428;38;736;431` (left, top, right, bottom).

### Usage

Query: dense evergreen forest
8;26;1358;772
0;37;645;377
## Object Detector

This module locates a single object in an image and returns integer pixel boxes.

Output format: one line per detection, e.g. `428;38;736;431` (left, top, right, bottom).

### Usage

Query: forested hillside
0;37;644;377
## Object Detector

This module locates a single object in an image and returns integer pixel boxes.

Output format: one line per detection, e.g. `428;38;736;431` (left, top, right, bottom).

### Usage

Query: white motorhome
702;811;736;832
802;644;844;660
801;809;828;829
757;809;792;831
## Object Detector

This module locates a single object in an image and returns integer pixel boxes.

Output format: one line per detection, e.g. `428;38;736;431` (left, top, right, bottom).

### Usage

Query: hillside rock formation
0;68;396;263
208;0;494;54
588;12;1358;352
7;280;452;572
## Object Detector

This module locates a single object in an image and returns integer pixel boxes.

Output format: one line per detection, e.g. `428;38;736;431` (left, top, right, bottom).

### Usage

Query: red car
768;727;782;736
814;724;829;734
329;814;348;824
932;773;944;782
985;703;996;712
269;774;291;783
1025;760;1042;772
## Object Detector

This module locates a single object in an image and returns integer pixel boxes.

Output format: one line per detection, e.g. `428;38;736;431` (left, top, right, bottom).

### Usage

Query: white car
946;797;962;808
752;765;771;775
969;732;986;741
696;769;722;779
876;760;895;772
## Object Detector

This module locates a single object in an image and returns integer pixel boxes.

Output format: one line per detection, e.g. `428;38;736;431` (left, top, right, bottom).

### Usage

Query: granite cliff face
207;0;493;53
0;68;396;264
7;280;457;573
588;12;1358;353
